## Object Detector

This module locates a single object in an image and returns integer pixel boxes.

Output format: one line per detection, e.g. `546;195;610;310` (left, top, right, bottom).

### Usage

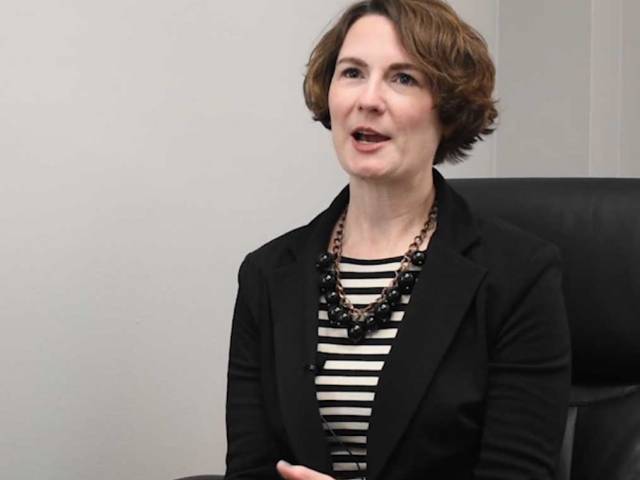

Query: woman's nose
356;80;386;114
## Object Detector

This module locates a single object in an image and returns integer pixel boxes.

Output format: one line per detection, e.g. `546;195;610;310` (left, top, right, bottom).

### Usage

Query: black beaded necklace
316;202;438;344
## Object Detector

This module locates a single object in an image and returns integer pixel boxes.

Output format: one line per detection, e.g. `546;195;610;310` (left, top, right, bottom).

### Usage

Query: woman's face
328;14;442;183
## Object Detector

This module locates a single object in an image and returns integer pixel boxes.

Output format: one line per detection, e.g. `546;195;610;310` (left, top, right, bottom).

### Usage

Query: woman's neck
336;170;436;259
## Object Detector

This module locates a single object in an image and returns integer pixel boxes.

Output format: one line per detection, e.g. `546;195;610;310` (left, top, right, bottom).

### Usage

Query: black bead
411;250;426;266
324;290;340;306
328;305;344;322
347;323;365;343
364;314;377;330
399;271;415;294
328;305;345;328
337;311;351;327
329;317;341;328
386;287;402;306
315;252;335;271
375;302;391;321
319;271;337;292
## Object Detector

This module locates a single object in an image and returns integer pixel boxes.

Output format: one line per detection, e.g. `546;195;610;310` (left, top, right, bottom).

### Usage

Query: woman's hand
276;460;336;480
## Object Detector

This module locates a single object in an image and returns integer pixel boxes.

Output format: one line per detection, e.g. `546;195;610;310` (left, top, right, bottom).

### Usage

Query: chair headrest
450;177;640;384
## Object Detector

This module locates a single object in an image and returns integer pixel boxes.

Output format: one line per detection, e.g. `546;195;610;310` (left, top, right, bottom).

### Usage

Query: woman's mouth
351;127;391;152
352;131;391;143
351;127;391;144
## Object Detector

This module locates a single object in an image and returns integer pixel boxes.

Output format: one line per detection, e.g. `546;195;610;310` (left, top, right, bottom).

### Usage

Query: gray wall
0;1;637;479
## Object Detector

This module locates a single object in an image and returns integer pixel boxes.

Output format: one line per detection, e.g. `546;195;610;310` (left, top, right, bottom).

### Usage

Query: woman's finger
276;460;335;480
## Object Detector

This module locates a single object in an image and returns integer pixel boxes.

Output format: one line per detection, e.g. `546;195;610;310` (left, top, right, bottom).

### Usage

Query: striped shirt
315;254;423;480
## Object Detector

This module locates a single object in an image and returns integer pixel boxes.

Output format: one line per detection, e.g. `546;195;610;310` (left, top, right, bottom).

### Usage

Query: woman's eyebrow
336;56;367;67
336;57;420;72
388;62;420;72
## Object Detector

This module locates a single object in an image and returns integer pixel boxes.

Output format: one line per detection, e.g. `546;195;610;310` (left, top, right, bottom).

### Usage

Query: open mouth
352;129;391;144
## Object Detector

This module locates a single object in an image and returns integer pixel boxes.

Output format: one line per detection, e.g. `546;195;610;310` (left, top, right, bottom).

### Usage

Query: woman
226;1;571;479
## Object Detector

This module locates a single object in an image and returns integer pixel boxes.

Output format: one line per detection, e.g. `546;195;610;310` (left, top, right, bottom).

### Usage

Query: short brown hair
303;0;498;164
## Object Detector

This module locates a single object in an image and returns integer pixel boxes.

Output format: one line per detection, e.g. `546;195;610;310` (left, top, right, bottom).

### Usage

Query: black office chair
452;177;640;480
176;177;640;480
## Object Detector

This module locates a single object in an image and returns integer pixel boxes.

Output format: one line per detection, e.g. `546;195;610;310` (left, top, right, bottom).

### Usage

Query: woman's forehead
338;15;414;66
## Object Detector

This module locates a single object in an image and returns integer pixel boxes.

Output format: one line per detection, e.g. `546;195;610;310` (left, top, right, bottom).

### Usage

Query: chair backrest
451;177;640;480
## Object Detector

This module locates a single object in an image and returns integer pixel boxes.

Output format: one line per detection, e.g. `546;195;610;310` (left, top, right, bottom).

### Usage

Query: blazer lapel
267;186;350;474
269;261;331;473
367;170;487;480
366;242;486;480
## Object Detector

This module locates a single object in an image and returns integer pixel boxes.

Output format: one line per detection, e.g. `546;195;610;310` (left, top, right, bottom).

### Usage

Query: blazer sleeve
474;244;572;480
225;254;280;480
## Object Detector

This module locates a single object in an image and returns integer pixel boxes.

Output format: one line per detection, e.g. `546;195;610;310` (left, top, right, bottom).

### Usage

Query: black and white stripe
315;255;422;480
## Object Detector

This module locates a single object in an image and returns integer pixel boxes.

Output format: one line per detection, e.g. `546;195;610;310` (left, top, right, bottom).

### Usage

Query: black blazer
225;170;571;480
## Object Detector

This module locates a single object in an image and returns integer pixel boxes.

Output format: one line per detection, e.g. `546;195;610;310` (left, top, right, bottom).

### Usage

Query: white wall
622;0;640;176
496;0;591;176
0;1;637;479
442;0;640;179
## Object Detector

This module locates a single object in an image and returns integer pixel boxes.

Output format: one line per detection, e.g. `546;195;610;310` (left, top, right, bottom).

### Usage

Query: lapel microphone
304;352;328;373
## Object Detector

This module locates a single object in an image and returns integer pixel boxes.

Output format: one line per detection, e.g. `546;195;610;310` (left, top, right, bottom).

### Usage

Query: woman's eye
341;67;361;79
394;72;417;86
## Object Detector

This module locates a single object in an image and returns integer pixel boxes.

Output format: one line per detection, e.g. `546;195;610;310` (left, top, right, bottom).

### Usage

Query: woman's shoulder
476;215;560;257
471;215;562;286
240;217;319;273
469;215;569;359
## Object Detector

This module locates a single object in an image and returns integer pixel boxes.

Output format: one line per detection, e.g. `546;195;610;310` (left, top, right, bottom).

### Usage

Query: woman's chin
341;157;398;182
351;170;391;182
